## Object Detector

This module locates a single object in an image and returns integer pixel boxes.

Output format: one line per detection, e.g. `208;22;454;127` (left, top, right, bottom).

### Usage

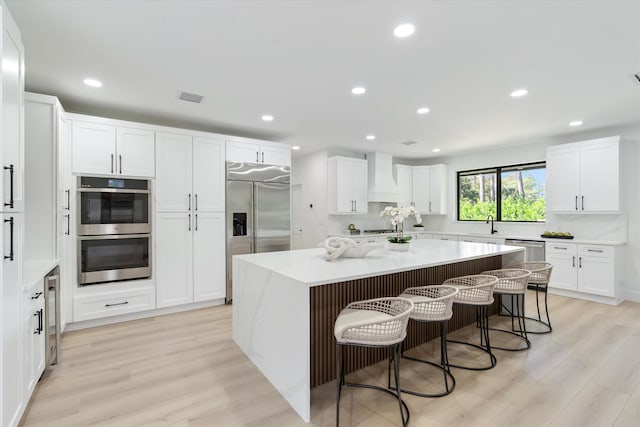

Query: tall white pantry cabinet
1;2;26;427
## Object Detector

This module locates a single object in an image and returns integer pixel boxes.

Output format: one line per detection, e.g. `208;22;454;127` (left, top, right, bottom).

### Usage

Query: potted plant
380;206;422;251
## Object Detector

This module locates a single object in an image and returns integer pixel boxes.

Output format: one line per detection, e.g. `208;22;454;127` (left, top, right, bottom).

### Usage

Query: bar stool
507;262;553;334
334;297;414;427
443;274;498;371
391;285;459;398
481;268;532;351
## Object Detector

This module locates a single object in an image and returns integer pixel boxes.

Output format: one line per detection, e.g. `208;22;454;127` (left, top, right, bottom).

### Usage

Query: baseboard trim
618;287;640;303
65;298;226;331
548;288;621;305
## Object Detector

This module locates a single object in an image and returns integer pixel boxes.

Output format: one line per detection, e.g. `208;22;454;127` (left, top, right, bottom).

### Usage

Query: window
457;162;546;222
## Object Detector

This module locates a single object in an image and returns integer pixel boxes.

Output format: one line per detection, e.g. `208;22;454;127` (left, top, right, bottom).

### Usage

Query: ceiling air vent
177;91;205;103
401;140;419;146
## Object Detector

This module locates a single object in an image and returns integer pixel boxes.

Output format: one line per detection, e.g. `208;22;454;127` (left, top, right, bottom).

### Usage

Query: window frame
456;161;546;223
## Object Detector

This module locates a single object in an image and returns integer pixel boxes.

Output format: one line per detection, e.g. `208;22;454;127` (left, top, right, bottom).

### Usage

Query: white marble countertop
234;239;523;286
23;259;59;291
329;230;626;246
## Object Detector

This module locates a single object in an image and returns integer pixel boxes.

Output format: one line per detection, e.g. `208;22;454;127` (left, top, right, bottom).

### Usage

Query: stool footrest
446;339;497;371
392;354;456;397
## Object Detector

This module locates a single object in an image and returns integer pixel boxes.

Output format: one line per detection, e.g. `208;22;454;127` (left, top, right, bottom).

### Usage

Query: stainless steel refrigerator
226;162;291;302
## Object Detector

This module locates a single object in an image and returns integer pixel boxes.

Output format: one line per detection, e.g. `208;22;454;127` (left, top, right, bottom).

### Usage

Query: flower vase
388;241;411;252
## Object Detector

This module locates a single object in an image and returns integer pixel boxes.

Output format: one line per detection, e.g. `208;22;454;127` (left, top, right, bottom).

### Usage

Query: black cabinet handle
575;195;578;211
31;291;43;300
581;196;584;211
4;164;14;208
553;246;567;250
195;194;198;211
188;193;191;210
34;310;43;334
188;214;191;231
195;213;198;231
4;217;14;261
572;256;575;267
65;214;70;235
261;152;264;163
105;301;128;307
111;154;114;173
579;256;583;268
65;189;70;210
256;151;259;162
119;155;122;174
587;249;604;253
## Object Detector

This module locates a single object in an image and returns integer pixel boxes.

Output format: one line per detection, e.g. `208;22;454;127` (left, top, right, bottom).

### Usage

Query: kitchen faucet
486;215;498;234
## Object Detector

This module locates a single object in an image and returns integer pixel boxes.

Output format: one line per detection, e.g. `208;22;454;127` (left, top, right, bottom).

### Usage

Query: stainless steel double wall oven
77;176;152;285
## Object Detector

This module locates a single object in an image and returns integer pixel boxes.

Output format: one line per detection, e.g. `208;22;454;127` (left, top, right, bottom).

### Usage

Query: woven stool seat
389;285;459;398
443;275;498;371
335;297;413;426
482;268;532;351
506;262;554;334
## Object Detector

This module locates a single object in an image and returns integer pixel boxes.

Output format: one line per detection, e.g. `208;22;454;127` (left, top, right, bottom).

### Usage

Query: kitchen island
232;239;524;422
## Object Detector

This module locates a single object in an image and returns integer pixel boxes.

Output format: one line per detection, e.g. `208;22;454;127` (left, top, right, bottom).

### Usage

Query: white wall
293;123;640;301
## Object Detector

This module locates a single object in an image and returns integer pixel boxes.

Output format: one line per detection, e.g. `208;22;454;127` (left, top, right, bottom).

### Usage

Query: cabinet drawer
73;286;155;322
434;234;458;241
578;245;613;258
546;242;577;254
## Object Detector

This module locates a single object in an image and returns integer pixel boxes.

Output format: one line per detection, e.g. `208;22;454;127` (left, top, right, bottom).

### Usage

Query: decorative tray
540;235;574;239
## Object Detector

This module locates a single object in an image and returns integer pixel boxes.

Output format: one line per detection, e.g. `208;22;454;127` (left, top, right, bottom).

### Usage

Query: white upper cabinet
226;140;290;166
116;127;155;177
155;133;225;213
72;119;155;177
394;164;447;214
328;156;368;214
155;132;193;212
2;8;25;213
192;137;225;212
546;136;620;213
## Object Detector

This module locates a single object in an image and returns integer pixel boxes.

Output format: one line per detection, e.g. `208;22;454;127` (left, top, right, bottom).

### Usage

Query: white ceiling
6;0;640;159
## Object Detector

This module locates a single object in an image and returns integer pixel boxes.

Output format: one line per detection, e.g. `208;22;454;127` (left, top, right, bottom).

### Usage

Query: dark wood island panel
310;255;503;387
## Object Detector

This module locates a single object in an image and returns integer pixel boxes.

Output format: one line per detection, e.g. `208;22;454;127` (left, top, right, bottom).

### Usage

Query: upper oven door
77;177;151;235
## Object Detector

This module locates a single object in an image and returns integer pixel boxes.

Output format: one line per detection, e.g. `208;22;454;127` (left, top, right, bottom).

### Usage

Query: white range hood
366;152;401;203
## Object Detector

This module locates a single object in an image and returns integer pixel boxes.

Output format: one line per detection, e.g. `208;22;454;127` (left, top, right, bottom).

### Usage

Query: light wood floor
21;291;640;427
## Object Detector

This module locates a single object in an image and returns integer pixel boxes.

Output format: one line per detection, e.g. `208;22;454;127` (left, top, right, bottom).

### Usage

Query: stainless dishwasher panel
504;239;545;262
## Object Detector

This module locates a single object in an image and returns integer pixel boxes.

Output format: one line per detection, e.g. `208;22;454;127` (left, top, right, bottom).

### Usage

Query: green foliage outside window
458;163;546;222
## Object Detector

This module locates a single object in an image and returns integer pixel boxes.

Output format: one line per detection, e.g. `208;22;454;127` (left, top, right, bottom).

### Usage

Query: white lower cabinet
156;212;225;308
22;281;45;402
73;285;155;322
546;242;621;298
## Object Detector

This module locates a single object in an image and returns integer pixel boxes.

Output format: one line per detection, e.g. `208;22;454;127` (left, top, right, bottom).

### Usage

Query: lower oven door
78;234;152;285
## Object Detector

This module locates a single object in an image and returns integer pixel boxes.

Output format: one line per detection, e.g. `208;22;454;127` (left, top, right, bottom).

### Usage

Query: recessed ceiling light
292;146;300;150
417;107;430;115
83;78;102;88
351;86;366;95
569;120;583;127
510;89;528;97
432;148;441;153
394;23;415;38
261;115;274;122
366;135;376;140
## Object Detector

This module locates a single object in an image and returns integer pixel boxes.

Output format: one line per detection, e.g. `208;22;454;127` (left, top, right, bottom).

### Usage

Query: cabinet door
226;141;261;163
2;11;25;213
428;165;447;214
155;132;192;212
156;213;193;308
261;143;291;166
2;213;23;427
56;211;73;329
192;137;225;212
21;300;34;402
580;140;619;212
578;255;614;296
57;112;72;212
72;121;116;175
332;158;352;213
116;127;155;177
32;293;45;381
350;159;368;213
395;165;413;207
546;251;577;291
546;144;580;212
411;167;430;213
193;212;225;301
